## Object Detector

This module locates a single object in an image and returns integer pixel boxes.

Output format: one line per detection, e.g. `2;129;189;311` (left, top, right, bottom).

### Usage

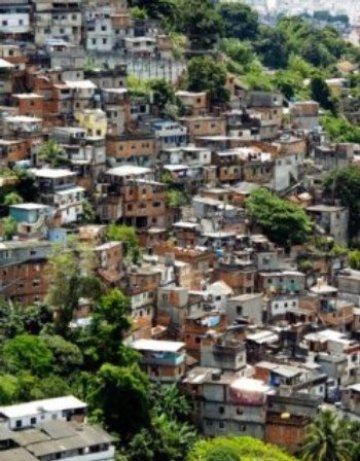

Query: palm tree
301;410;354;461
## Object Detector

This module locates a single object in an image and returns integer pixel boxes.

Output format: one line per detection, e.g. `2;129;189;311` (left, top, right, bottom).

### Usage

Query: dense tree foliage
348;249;360;269
91;363;150;440
2;334;54;377
186;57;230;107
183;0;223;50
106;224;139;253
310;76;335;112
38;139;63;167
188;436;297;461
301;411;354;461
46;239;102;333
322;115;360;143
80;289;133;368
246;188;312;246
255;26;290;69
219;3;259;41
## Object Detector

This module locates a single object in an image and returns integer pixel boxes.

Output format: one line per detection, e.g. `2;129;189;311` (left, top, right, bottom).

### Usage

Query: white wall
0;13;30;34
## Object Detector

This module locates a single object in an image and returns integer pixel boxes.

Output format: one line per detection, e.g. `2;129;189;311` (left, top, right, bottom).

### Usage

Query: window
239;424;246;431
218;406;224;414
219;422;225;429
30;417;36;425
236;408;243;415
103;38;107;44
127;204;133;211
151;367;159;376
195;337;201;344
15;420;22;428
206;420;213;426
2;20;8;26
236;305;243;315
19;19;24;25
33;279;40;287
92;38;96;45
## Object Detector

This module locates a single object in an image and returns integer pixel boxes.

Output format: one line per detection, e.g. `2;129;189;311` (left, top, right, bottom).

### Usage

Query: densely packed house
0;0;359;456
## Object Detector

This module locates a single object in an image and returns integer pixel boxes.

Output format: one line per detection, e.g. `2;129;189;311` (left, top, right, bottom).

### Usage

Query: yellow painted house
75;108;107;137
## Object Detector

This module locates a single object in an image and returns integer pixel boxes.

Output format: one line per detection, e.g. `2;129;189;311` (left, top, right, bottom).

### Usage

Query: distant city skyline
241;0;360;24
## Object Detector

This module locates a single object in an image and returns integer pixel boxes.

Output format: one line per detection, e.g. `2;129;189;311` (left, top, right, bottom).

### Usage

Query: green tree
322;115;360;143
0;302;52;340
188;436;297;461
255;26;290;69
344;420;360;461
276;16;346;68
310;76;335;112
187;56;230;107
302;41;333;68
15;168;39;203
348;250;360;270
84;289;132;367
0;374;20;404
41;334;83;375
2;334;54;377
129;6;148;19
38;140;63;167
246;188;312;247
301;410;354;461
243;62;274;91
3;192;23;206
128;0;180;27
1;216;17;240
126;414;197;461
91;363;150;440
182;0;223;50
149;79;176;116
221;38;256;70
149;383;191;422
219;2;258;40
29;375;71;400
46;240;100;333
323;165;360;241
106;224;139;256
81;199;96;223
167;190;188;209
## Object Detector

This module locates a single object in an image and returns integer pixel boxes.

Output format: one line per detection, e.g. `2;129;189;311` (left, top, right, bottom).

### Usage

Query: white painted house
0;396;87;430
